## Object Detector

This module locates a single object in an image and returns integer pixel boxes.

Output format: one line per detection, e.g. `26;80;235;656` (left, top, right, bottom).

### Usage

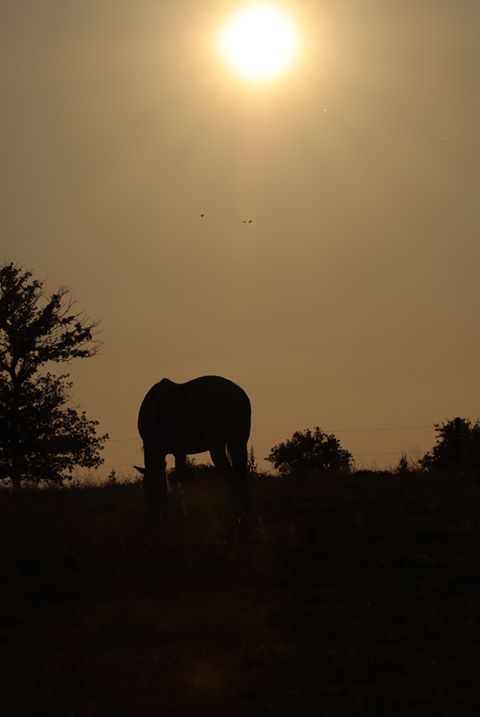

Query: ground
1;472;480;716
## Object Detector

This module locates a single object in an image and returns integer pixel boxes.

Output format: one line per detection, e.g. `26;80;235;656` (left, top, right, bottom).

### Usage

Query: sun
218;5;299;81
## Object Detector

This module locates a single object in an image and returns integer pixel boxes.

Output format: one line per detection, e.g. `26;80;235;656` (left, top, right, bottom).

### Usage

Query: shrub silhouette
0;262;107;488
395;453;416;475
420;417;480;475
266;426;353;476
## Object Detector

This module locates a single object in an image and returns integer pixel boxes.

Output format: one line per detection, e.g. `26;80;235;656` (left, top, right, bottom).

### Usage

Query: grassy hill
1;472;479;716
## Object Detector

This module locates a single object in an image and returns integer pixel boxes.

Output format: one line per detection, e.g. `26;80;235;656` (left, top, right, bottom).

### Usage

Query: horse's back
139;375;251;450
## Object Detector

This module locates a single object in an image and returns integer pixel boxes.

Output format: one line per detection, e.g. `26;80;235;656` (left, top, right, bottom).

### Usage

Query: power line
105;424;434;443
355;450;412;456
329;425;432;433
106;437;141;443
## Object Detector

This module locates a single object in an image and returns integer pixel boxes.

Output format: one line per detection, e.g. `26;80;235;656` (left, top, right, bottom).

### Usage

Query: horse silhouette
135;375;251;531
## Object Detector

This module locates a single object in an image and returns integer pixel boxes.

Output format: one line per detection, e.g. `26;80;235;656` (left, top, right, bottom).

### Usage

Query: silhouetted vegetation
419;417;480;475
266;426;353;475
395;453;416;475
0;263;107;488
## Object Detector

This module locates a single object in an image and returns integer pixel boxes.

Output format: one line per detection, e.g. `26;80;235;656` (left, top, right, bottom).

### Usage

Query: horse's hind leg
210;444;241;532
211;442;249;542
228;440;249;541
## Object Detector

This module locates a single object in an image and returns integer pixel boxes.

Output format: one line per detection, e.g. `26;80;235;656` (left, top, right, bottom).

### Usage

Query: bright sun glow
219;5;299;81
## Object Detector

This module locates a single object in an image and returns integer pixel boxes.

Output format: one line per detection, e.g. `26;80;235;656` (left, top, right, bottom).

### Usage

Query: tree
419;417;480;475
266;426;353;476
0;262;107;487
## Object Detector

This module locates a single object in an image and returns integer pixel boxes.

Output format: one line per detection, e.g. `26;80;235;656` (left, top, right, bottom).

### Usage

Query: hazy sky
1;1;479;472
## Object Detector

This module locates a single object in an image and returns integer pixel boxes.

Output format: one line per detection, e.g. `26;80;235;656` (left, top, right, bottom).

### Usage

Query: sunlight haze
1;1;479;474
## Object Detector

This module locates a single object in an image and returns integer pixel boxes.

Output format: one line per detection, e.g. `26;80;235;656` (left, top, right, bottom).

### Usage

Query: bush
419;417;480;475
266;426;353;476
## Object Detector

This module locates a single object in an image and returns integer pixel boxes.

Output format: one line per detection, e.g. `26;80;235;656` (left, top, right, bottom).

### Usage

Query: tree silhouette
419;417;480;475
0;263;107;488
266;426;353;476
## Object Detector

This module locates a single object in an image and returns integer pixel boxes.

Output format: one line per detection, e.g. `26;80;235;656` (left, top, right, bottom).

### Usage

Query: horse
134;375;251;533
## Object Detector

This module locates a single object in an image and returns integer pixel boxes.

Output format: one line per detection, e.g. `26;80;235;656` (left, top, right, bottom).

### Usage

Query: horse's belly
184;445;210;455
165;427;210;455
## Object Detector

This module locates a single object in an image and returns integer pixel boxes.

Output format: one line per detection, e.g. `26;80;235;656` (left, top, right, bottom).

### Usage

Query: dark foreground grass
1;472;480;716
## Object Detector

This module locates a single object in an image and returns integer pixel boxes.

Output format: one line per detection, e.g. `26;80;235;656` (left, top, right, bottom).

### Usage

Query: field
1;472;480;716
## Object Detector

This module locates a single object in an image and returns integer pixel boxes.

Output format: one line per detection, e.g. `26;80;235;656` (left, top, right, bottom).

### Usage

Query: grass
1;471;480;716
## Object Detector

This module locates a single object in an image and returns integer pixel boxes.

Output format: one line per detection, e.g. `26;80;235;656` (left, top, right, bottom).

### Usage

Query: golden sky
1;1;479;472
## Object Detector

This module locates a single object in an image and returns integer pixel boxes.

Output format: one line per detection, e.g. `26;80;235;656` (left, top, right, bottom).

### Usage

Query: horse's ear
134;465;145;475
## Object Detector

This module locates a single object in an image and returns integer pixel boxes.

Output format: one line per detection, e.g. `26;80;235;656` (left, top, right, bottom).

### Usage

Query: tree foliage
419;417;480;475
0;263;107;487
266;426;353;476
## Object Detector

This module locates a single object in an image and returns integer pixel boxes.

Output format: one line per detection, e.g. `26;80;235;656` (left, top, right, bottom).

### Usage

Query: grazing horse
134;376;251;531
